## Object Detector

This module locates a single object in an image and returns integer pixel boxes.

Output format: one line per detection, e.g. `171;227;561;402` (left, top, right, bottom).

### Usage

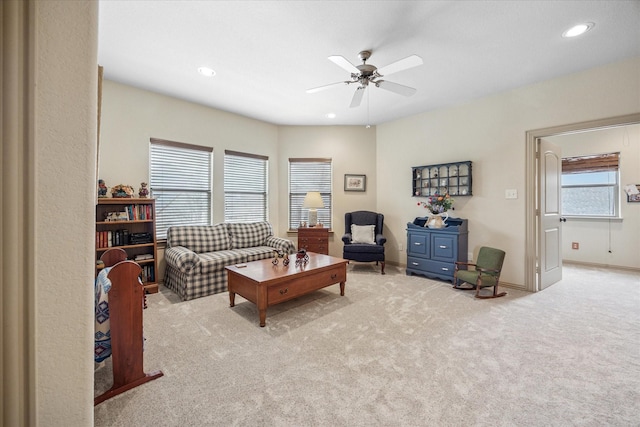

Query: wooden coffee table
225;253;348;327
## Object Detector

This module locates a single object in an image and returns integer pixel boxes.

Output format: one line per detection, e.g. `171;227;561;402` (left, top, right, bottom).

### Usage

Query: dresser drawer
298;227;329;255
422;259;455;277
408;233;429;256
267;267;346;304
431;235;456;261
407;257;454;278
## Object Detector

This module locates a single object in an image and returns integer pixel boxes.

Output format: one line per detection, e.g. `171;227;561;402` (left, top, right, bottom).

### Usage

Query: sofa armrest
165;246;199;274
264;236;296;254
342;233;352;245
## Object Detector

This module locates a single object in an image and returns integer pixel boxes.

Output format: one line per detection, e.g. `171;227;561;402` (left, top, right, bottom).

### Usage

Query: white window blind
224;150;268;222
289;158;332;230
150;138;212;239
561;152;620;217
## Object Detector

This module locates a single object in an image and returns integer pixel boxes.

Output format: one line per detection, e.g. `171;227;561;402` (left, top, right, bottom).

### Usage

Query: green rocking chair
453;246;506;299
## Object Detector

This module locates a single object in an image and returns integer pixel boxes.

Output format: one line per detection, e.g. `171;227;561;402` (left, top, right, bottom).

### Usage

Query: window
150;138;212;239
289;158;332;230
224;150;268;222
561;152;620;217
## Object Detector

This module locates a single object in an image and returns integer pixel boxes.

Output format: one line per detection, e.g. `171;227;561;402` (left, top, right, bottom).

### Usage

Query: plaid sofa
164;221;296;301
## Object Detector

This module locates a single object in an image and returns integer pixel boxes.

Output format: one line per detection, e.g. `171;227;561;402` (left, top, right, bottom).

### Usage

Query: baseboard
563;260;640;273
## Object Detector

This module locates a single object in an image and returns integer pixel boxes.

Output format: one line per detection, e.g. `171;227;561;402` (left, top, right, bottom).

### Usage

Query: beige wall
33;1;97;424
548;124;640;268
376;57;640;287
99;80;280;228
277;126;377;256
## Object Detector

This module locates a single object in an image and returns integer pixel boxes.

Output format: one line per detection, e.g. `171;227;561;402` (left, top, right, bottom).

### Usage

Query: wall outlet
505;189;518;199
572;242;579;250
398;243;403;251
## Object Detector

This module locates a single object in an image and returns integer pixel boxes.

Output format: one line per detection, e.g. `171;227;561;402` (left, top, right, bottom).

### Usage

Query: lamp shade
302;191;324;209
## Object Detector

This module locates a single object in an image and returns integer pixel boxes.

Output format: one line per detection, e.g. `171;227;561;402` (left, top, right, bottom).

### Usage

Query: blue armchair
342;211;386;274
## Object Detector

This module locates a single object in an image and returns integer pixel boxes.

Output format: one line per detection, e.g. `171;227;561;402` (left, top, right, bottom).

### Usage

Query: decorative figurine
295;249;309;266
138;182;149;198
111;184;135;198
283;252;290;266
272;250;280;265
97;179;108;198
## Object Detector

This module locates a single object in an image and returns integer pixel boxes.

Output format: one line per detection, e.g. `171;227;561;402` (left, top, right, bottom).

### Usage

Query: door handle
559;217;567;222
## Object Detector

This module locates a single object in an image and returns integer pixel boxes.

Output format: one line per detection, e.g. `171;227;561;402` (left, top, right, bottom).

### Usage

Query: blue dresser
406;217;468;283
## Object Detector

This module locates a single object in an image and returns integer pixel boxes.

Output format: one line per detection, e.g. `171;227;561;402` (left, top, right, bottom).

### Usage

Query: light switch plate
505;189;518;199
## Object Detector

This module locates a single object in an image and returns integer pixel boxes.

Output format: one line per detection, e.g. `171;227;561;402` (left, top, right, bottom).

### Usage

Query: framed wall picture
344;174;366;192
626;184;640;202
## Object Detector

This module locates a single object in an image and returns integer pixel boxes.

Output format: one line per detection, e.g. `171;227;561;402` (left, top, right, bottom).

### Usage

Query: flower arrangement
418;194;454;215
111;184;135;198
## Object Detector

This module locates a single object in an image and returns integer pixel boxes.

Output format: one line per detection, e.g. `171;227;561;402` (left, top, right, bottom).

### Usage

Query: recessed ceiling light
562;22;594;38
197;66;216;77
325;113;336;119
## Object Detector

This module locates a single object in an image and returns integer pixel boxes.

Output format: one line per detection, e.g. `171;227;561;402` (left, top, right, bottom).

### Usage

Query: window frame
223;150;268;223
561;152;621;219
149;138;213;240
288;158;332;231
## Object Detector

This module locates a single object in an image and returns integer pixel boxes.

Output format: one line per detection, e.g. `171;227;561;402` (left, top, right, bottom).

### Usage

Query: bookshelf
96;198;158;293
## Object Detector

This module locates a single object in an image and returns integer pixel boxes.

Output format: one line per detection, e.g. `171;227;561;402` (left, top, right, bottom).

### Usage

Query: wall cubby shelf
412;160;472;197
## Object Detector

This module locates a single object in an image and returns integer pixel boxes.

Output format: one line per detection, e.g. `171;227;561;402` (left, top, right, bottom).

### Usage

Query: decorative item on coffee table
295;249;309;266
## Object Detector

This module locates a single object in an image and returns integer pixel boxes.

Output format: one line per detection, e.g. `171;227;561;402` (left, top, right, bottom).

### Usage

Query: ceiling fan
306;50;423;108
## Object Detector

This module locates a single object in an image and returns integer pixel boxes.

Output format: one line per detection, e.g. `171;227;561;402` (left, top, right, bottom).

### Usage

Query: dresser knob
414;242;421;246
439;245;447;249
441;267;449;271
412;262;419;266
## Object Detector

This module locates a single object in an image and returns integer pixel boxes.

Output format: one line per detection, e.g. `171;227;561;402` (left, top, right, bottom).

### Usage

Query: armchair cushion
351;224;376;244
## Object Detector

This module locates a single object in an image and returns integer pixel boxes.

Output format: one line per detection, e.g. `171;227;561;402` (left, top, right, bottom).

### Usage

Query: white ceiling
98;1;640;126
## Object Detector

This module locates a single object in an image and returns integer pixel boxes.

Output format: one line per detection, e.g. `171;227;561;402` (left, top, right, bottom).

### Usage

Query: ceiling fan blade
306;81;350;94
328;55;360;75
350;87;366;108
376;55;423;77
377;80;417;97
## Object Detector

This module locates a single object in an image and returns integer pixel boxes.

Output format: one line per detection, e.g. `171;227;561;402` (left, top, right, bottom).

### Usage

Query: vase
426;211;448;229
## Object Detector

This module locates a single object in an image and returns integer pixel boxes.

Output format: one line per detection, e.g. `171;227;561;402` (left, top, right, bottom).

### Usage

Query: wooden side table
298;227;329;255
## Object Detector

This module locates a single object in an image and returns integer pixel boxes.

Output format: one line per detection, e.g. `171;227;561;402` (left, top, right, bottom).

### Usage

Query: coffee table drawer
267;267;346;304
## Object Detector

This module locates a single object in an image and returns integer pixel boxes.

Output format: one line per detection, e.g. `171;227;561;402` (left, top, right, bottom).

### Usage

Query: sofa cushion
197;250;246;274
167;224;230;253
228;221;272;249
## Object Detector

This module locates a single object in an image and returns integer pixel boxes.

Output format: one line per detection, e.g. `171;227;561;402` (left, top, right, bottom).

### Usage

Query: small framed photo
625;184;640;202
344;174;366;192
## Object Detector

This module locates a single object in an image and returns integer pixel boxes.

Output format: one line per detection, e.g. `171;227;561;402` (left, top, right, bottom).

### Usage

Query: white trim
525;113;640;293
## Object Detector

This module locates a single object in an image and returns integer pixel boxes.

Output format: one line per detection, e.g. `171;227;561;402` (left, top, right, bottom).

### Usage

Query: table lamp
302;191;324;227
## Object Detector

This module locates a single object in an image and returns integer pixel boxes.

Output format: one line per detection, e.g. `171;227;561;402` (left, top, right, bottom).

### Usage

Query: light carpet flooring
95;263;639;426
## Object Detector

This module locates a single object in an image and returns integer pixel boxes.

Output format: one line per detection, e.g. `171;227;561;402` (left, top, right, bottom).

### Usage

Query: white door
538;138;563;290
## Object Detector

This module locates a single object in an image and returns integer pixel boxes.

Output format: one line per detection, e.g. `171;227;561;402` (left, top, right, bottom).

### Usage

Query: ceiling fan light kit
307;50;423;108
